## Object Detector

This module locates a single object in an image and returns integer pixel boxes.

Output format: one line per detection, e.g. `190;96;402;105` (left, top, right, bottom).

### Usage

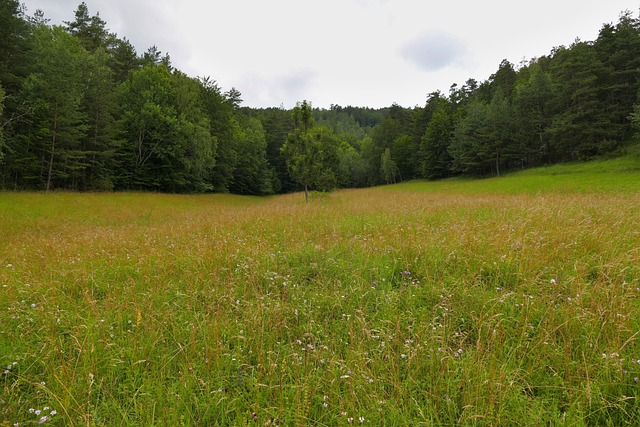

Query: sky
22;0;640;109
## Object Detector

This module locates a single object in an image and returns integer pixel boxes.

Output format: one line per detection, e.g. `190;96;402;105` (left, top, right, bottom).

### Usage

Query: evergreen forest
2;1;640;194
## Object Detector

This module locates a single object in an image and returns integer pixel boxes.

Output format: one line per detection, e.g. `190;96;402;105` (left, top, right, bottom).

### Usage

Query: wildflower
30;303;36;308
37;416;48;424
359;416;365;423
50;410;57;416
401;354;407;359
550;278;556;284
348;417;354;423
29;408;35;414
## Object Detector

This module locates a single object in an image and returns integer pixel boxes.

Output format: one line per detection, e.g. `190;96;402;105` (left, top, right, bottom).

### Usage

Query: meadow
1;156;640;426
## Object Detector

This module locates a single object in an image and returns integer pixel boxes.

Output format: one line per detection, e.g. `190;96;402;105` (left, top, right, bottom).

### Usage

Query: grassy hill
392;149;640;195
1;155;639;425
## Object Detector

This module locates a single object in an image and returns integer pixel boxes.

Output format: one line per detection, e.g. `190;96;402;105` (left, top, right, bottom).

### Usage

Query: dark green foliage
78;48;120;190
230;117;274;195
547;41;609;160
106;36;139;83
200;78;240;193
380;147;399;184
594;11;640;143
0;3;639;192
489;59;517;101
449;99;491;175
259;107;294;192
336;141;367;187
171;71;218;191
115;66;218;192
64;2;108;52
116;64;175;190
0;83;5;163
512;62;555;166
367;104;413;184
420;105;453;179
0;0;32;187
17;25;89;191
0;0;31;95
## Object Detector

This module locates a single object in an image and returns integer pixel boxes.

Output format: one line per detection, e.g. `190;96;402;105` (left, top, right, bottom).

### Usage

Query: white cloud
400;30;469;72
239;68;318;108
21;0;640;108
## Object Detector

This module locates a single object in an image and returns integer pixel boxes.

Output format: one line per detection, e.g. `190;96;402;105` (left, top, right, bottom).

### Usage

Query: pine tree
18;25;88;190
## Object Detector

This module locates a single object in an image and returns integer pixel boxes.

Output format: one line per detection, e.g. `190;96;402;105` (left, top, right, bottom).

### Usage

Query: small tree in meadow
281;100;338;201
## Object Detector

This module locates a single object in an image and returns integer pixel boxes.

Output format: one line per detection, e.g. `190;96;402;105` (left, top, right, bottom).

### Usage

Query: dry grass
1;185;639;425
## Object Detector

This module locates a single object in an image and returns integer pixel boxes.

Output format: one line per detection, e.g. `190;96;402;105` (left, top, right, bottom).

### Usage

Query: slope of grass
392;151;640;195
1;158;640;425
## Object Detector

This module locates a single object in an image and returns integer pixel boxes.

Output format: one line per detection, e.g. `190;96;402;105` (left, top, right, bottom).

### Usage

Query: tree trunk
46;111;58;192
304;183;309;203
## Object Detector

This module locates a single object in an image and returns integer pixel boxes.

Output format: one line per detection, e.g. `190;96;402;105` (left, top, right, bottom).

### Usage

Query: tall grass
1;161;640;425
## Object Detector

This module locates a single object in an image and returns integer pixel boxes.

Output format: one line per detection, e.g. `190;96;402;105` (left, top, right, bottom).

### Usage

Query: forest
1;1;640;194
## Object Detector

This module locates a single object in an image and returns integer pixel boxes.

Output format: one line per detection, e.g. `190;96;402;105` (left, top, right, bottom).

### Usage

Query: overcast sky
22;0;640;109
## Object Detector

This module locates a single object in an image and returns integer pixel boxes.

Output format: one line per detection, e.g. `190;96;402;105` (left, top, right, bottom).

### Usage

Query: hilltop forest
1;1;640;194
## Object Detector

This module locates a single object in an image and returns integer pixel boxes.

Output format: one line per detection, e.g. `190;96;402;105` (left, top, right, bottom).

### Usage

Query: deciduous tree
281;101;339;201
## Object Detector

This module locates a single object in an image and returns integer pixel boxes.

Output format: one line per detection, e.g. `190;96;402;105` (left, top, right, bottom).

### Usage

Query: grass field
1;156;640;426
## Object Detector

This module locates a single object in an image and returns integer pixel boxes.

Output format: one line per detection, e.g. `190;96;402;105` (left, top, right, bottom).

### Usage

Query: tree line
1;1;639;194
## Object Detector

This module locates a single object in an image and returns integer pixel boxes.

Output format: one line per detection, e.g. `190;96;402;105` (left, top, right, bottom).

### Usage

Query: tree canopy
1;2;639;193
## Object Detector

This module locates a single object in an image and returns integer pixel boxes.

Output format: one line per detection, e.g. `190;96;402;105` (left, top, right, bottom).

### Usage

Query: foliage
512;62;555;166
230;117;274;195
0;0;31;94
0;83;5;163
18;25;89;191
64;1;108;52
420;104;453;179
116;64;180;190
1;3;640;192
380;147;398;184
449;99;491;175
547;41;609;160
281;101;340;201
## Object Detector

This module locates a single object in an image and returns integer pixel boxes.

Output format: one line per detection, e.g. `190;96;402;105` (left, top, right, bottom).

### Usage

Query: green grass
392;151;640;195
1;156;640;426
